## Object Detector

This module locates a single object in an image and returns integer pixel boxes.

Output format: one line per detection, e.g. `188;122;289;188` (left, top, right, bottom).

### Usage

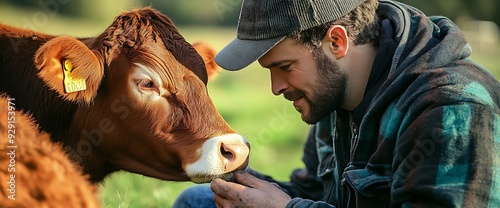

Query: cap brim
215;36;286;71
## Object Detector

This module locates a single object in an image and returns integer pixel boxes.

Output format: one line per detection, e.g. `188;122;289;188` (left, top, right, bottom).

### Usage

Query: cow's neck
72;149;116;182
62;108;122;182
0;26;78;141
61;130;115;182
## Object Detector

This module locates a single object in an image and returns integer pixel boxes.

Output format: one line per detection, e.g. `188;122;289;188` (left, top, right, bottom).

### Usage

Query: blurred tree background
3;0;500;27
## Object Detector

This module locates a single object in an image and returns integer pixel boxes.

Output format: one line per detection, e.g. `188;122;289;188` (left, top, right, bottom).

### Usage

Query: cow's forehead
146;10;208;85
96;7;208;85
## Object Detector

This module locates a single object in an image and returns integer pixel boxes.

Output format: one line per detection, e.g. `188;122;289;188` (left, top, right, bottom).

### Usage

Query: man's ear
192;42;220;80
324;25;349;59
34;36;104;105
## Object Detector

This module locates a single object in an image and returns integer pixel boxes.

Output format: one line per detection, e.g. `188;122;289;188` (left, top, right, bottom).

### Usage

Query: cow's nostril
219;142;250;172
220;144;235;161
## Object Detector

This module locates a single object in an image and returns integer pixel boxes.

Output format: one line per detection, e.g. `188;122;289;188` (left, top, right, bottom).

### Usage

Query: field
1;3;499;207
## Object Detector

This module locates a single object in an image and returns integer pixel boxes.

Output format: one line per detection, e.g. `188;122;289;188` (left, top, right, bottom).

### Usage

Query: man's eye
280;64;291;71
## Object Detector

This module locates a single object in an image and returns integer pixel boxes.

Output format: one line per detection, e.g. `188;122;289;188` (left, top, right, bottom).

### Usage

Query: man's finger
234;170;265;188
212;179;248;207
211;178;247;199
211;178;229;197
213;191;230;207
270;182;281;189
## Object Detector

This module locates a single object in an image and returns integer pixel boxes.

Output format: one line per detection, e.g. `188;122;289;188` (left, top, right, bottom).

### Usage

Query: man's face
259;38;347;124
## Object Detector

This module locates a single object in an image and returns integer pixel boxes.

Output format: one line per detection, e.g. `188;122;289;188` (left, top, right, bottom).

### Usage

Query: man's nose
270;70;287;96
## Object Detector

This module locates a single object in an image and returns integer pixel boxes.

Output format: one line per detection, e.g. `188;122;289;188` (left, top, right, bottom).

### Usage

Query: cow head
33;7;249;183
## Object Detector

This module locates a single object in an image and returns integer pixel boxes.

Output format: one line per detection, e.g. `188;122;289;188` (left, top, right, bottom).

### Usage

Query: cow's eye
138;80;155;89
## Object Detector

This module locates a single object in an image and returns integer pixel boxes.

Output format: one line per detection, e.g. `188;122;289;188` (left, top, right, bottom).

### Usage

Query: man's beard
285;49;347;124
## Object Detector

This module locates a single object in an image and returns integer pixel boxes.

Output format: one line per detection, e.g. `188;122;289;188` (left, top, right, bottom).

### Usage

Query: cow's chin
186;158;249;184
188;166;248;184
189;172;234;184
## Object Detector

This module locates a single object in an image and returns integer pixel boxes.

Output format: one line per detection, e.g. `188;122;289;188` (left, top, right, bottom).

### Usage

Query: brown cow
0;95;100;207
0;7;249;184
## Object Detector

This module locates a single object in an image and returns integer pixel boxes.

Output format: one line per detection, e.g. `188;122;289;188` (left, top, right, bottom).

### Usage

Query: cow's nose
220;141;250;172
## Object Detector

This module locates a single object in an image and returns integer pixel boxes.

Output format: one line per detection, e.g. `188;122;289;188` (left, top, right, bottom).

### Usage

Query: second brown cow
0;7;249;183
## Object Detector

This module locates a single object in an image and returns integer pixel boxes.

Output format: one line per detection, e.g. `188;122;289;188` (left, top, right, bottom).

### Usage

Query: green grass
1;4;499;208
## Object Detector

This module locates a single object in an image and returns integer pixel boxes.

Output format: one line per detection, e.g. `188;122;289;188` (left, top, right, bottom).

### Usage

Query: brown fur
0;95;99;207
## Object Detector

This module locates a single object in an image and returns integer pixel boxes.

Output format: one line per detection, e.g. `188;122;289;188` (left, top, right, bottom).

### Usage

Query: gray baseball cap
215;0;366;71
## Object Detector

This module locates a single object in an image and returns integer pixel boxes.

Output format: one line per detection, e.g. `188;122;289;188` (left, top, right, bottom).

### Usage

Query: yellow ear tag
62;59;87;93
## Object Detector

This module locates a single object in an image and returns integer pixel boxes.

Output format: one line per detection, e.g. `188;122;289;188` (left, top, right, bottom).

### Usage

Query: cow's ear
34;36;104;105
192;42;220;80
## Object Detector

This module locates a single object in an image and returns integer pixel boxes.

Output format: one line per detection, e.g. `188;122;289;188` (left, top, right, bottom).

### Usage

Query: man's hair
289;0;380;49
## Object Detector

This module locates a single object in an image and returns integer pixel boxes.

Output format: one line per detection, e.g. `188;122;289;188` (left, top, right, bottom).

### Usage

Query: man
174;0;500;207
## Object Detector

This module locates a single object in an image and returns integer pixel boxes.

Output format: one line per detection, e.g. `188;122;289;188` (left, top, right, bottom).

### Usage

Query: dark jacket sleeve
286;198;336;208
390;91;500;207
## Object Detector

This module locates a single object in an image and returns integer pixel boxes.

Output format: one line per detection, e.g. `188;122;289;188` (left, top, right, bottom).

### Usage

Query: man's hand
211;171;292;208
